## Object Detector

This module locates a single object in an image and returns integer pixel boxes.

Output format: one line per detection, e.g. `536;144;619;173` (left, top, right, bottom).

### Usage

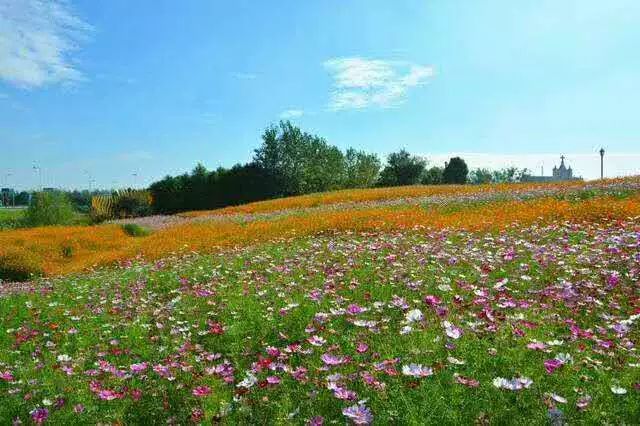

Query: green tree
491;167;529;183
469;168;493;184
254;121;347;195
378;149;426;187
344;148;381;188
23;191;75;227
442;157;469;184
422;166;444;185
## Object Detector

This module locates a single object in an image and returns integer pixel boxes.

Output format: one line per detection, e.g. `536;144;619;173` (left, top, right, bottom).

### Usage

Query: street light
599;148;605;180
33;164;42;191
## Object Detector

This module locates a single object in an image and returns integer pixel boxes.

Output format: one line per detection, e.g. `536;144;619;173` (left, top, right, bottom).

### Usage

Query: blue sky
1;0;639;190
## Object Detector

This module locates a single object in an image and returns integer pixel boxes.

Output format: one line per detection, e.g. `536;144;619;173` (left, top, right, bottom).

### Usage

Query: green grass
0;208;25;230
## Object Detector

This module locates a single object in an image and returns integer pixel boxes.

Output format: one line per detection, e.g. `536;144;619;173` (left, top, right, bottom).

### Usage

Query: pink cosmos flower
342;404;373;425
130;362;148;373
192;385;211;397
356;342;369;353
321;353;345;366
526;342;547;350
266;376;281;385
424;295;441;306
333;387;357;400
308;416;324;426
98;389;122;401
191;408;204;422
576;395;592;411
30;408;49;424
308;335;326;346
544;358;564;374
454;374;480;388
0;371;14;381
346;304;364;315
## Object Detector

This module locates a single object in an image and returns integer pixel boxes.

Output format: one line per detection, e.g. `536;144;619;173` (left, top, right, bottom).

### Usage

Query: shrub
114;192;152;218
23;192;75;227
122;223;151;237
91;190;152;221
61;244;74;258
0;249;44;282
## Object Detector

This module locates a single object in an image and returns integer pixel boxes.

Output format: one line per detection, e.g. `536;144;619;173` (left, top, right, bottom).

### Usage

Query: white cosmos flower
610;385;627;395
405;309;424;323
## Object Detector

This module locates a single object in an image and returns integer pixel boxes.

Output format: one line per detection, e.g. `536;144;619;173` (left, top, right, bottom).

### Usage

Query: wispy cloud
279;109;304;119
0;0;92;88
324;57;434;111
233;72;257;80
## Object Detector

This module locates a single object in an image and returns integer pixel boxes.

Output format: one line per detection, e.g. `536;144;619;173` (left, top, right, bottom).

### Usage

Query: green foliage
23;191;75;227
0;209;25;230
113;191;153;218
344;148;381;188
491;167;529;183
469;168;493;184
442;157;469;184
255;120;347;195
378;149;427;186
61;244;74;258
150;121;383;214
422;166;444;185
122;223;151;237
469;167;530;184
0;249;44;281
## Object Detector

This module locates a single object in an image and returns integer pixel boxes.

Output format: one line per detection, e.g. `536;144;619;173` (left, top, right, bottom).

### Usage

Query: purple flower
321;353;345;366
342;404;373;425
30;408;49;424
544;358;564;374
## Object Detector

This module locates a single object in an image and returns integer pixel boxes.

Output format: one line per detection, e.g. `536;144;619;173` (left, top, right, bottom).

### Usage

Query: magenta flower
544;358;564;374
130;362;148;373
356;342;369;353
192;385;212;397
342;404;373;425
308;416;324;426
266;376;281;385
424;295;441;306
0;370;14;381
30;408;49;424
98;389;122;401
346;304;364;315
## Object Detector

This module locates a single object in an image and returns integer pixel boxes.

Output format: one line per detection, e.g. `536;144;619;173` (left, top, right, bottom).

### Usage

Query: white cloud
324;57;434;111
423;152;640;180
279;109;304;119
0;0;92;88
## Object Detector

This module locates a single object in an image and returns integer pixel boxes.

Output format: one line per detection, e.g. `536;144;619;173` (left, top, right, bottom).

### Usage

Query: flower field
1;181;640;424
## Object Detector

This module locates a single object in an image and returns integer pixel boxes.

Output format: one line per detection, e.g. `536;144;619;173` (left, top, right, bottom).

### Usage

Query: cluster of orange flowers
2;183;640;279
179;178;632;217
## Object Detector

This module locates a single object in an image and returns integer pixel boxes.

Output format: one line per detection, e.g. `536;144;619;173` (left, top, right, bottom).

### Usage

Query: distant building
521;156;583;183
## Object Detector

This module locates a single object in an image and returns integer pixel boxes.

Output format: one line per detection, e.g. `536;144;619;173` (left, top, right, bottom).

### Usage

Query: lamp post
599;148;605;180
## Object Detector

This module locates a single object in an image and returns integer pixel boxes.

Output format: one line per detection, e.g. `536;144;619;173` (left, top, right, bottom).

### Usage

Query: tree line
149;121;528;214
